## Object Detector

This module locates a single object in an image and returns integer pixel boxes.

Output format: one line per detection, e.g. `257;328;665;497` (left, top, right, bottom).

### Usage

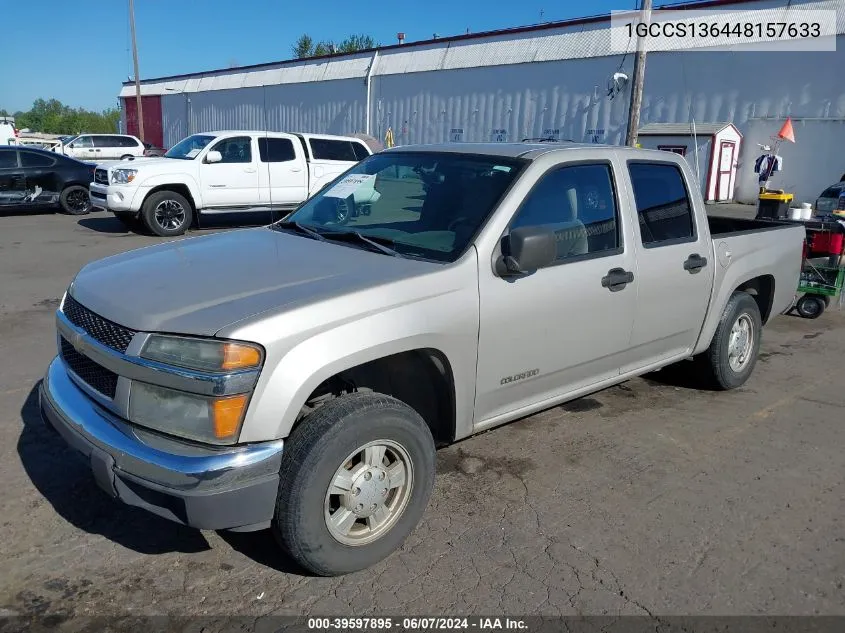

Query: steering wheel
447;216;471;231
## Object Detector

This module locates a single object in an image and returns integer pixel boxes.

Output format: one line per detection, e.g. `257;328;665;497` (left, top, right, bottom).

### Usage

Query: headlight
112;168;137;184
129;381;249;444
140;334;263;372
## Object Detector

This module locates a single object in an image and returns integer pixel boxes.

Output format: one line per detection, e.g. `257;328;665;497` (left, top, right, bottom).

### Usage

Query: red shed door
123;95;163;147
716;140;736;201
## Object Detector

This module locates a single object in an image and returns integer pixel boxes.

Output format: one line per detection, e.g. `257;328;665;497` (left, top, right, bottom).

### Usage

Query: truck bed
707;215;798;237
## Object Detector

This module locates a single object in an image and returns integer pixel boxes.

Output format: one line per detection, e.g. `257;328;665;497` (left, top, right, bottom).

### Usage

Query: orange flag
777;117;796;143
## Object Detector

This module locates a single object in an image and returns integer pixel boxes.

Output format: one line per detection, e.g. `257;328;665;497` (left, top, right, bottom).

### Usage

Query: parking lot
0;207;843;619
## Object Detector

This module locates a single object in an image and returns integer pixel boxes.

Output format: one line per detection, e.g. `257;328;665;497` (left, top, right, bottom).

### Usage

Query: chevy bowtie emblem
70;331;84;351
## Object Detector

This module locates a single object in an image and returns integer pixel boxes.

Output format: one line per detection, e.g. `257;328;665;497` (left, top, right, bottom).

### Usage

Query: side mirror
68;143;75;149
496;226;557;277
206;150;222;164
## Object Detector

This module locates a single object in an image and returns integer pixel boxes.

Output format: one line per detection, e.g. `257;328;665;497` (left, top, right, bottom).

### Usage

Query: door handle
601;267;634;292
290;167;303;172
244;166;257;173
683;253;708;273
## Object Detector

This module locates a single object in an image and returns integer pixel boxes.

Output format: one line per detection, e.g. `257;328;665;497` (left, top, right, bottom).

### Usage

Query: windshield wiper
273;221;326;241
319;230;405;258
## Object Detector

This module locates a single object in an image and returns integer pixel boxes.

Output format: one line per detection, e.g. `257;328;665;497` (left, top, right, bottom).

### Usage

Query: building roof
638;122;737;135
121;0;844;98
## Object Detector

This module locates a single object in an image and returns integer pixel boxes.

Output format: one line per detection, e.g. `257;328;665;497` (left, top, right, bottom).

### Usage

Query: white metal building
120;0;845;204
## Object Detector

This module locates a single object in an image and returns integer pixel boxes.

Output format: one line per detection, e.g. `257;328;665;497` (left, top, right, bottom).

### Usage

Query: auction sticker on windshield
185;148;201;158
324;174;375;198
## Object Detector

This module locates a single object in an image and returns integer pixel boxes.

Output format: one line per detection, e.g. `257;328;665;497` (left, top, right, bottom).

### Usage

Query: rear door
304;137;364;193
0;149;25;206
621;160;714;372
199;135;260;209
257;135;308;209
20;150;59;201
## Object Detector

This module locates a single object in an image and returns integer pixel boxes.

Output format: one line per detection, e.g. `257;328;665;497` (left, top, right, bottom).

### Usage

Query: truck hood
103;157;184;174
68;228;440;336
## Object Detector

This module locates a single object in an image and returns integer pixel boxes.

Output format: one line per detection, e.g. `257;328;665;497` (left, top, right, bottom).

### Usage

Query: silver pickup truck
40;143;804;576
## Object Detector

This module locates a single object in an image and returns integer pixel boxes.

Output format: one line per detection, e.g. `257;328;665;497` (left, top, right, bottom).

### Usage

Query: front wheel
700;291;762;390
59;185;92;215
141;190;193;237
273;392;436;576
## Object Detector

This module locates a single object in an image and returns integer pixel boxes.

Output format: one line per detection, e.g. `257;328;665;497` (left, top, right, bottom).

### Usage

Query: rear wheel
796;295;826;319
141;190;193;237
700;291;762;390
273;392;436;576
120;154;133;161
59;185;91;215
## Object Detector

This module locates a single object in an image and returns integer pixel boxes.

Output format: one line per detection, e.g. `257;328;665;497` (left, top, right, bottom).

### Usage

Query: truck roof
385;142;682;162
204;130;366;142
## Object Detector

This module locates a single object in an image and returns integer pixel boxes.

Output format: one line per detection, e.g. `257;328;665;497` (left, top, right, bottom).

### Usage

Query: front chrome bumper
40;357;284;531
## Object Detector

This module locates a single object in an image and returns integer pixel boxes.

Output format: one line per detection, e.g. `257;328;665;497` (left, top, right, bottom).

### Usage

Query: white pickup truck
89;131;373;236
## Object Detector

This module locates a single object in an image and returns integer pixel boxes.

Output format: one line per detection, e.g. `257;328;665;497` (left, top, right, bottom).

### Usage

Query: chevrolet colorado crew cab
41;143;804;576
88;131;372;236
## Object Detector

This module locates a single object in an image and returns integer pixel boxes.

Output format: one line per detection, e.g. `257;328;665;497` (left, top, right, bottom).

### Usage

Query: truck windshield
278;152;524;262
164;134;216;160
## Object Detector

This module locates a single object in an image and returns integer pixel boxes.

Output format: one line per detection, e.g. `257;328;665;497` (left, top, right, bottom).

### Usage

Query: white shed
637;123;743;202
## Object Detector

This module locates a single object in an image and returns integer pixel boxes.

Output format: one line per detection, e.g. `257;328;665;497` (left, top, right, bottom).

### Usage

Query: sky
0;0;631;114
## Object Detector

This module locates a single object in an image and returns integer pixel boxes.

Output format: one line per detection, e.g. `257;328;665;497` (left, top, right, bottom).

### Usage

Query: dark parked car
0;146;95;215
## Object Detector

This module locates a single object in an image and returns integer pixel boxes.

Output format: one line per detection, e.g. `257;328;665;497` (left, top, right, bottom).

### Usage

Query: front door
622;160;714;372
69;135;96;161
200;136;260;209
717;141;736;201
475;160;637;425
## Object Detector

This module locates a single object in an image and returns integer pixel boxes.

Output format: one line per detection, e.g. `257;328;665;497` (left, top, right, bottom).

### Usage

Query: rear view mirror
496;226;557;276
206;150;222;164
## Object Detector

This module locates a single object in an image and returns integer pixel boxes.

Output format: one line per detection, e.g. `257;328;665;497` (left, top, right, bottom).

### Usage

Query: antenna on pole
129;0;145;142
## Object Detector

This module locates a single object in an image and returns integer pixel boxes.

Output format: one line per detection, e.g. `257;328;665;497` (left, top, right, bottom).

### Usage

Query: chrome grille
60;337;118;398
62;295;136;353
94;168;109;185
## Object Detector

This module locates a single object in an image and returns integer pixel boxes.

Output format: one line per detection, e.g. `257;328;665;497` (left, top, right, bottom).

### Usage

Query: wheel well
144;184;196;212
300;349;456;446
736;275;775;323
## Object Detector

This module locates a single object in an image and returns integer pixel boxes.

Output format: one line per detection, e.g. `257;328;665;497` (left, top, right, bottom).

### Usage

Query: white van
58;134;146;161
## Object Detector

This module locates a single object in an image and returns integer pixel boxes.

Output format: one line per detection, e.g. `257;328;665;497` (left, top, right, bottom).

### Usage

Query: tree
2;99;120;134
338;34;376;53
292;34;314;58
292;33;378;58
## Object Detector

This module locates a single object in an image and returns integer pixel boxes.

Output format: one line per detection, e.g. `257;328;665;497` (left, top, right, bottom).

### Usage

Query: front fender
130;173;202;211
229;266;480;443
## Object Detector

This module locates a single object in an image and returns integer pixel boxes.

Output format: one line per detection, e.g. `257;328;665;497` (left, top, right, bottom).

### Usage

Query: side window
510;163;620;263
73;136;93;148
309;138;357;161
21;152;55;167
92;136;112;148
211;136;252;163
628;162;695;246
352;142;370;161
0;150;18;168
119;136;139;147
258;137;296;162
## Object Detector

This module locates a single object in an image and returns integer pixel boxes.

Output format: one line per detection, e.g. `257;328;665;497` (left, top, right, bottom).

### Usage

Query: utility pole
129;0;145;141
625;0;652;147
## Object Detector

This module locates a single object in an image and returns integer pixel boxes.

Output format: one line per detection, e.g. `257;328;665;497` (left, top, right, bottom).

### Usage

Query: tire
141;190;193;237
120;154;133;161
114;212;138;230
796;295;826;319
273;392;436;576
701;291;762;390
59;185;92;215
